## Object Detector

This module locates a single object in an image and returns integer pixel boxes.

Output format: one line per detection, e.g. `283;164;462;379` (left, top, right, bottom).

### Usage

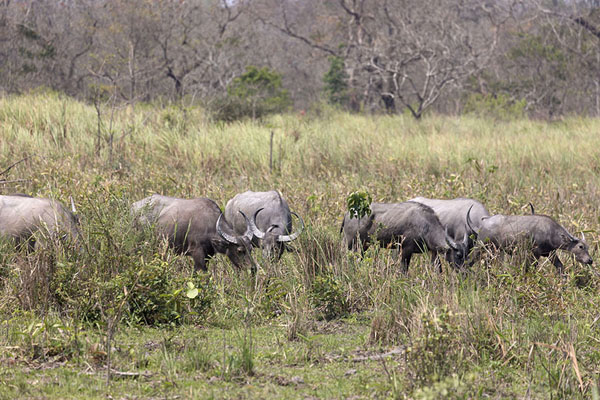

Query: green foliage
212;66;291;121
406;306;463;386
259;277;288;318
463;93;527;120
508;33;567;66
16;22;56;75
309;272;348;321
412;372;486;400
323;56;349;106
346;190;372;220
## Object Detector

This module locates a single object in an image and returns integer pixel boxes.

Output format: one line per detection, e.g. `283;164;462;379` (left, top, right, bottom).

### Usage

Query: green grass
1;92;600;398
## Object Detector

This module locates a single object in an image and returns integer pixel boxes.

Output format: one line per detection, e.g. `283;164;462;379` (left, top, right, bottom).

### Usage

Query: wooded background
2;0;600;119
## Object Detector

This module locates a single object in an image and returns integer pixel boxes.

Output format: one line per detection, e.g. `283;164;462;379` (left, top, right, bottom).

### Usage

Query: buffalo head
247;208;304;260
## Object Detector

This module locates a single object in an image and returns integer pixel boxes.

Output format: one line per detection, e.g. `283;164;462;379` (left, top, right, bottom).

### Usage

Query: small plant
346;190;372;220
182;339;214;373
309;272;348;321
405;306;463;387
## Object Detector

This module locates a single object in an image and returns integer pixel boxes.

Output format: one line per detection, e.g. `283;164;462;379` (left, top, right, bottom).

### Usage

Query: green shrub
211;66;291;121
346;190;372;220
406;306;464;386
309;272;348;321
463;93;526;120
323;56;349;106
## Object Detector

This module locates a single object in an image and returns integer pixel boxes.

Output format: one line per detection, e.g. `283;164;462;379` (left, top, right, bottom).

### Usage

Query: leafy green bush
310;272;348;321
212;66;291;121
464;93;526;120
346;190;372;219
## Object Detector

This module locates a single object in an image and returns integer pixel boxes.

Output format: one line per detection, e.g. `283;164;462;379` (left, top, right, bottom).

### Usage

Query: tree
227;66;290;119
260;0;508;118
323;56;349;106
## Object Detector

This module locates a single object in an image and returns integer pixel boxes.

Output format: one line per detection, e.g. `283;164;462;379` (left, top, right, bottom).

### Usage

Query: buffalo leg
430;251;442;273
400;252;412;273
548;252;564;274
524;253;540;274
190;249;208;272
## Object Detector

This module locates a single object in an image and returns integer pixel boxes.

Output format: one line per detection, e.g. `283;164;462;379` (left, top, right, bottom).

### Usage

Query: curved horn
462;232;469;246
238;210;254;242
70;196;77;214
466;205;477;235
565;230;579;243
216;213;239;244
277;212;304;242
248;208;266;239
445;227;458;250
581;231;586;243
528;202;534;215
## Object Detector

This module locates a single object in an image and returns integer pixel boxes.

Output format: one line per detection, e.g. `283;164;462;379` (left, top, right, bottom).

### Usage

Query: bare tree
531;1;600;116
258;0;508;117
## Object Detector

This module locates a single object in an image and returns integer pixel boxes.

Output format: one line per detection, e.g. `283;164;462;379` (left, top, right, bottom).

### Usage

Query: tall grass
1;92;599;397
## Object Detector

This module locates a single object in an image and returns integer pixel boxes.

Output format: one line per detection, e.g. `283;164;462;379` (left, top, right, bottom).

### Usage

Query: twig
351;347;403;362
567;342;585;393
0;179;30;185
105;367;153;379
269;131;274;173
0;157;29;177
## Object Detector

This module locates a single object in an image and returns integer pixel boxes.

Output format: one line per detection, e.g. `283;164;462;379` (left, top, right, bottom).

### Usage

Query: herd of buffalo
0;191;593;274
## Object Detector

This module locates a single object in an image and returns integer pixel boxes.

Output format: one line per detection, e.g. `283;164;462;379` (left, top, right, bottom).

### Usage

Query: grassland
1;92;600;399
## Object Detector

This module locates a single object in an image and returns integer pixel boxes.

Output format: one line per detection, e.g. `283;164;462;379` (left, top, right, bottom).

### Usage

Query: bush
323;56;349;106
463;93;526;120
309;272;348;321
211;66;291;121
405;306;464;386
346;190;372;220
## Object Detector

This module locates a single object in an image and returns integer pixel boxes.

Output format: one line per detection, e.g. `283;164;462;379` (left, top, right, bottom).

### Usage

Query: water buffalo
410;196;491;264
341;201;469;272
467;207;593;273
131;194;256;272
225;190;304;260
0;194;81;251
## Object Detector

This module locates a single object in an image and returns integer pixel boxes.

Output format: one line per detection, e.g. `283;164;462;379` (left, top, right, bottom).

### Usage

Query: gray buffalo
467;207;593;273
0;194;81;251
341;201;469;272
132;194;257;272
410;196;491;264
225;190;304;260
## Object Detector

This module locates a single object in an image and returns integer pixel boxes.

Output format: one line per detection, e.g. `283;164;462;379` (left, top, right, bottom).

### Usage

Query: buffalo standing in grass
467;207;593;273
225;190;304;260
341;201;469;272
132;194;257;272
410;196;490;265
0;194;81;251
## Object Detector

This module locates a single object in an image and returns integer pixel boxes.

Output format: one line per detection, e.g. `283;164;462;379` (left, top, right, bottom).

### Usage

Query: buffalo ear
560;233;577;243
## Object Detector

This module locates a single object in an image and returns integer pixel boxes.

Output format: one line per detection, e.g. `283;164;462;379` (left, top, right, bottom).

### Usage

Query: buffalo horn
277;212;305;242
70;196;77;214
462;232;469;246
528;202;535;215
248;208;266;239
466;205;476;235
445;227;459;250
239;210;254;242
565;230;579;243
216;213;239;244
